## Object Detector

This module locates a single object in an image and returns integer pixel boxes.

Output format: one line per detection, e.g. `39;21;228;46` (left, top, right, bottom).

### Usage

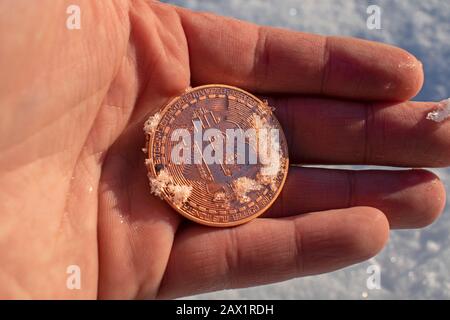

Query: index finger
176;6;423;101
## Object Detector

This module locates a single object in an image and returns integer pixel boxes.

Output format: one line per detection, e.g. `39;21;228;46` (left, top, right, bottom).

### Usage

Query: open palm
0;0;448;299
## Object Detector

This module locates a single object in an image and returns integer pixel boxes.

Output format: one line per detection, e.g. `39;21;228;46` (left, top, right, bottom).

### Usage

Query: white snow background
162;0;450;299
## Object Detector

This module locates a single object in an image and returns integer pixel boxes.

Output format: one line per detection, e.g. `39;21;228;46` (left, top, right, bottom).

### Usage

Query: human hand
0;0;447;299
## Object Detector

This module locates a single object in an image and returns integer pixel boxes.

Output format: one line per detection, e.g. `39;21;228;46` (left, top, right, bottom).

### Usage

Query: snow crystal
213;192;226;202
149;168;192;206
427;98;450;123
230;113;285;203
426;240;441;253
149;169;172;197
232;177;262;203
288;8;298;16
168;184;193;206
252;114;283;182
143;112;161;133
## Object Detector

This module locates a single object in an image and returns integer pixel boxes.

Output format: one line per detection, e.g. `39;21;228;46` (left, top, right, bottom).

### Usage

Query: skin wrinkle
129;224;147;299
287;98;298;163
100;126;180;299
65;91;123;236
306;225;334;261
278;97;297;164
379;104;389;164
129;8;162;104
223;227;240;290
99;150;144;298
87;103;129;160
1;59;96;144
320;36;331;95
174;8;192;86
87;33;139;156
127;4;189;126
346;170;357;208
60;159;90;235
292;218;305;276
277;173;287;216
176;9;224;87
0;88;108;171
407;103;430;163
363;101;373;164
352;60;370;101
253;26;270;91
0;269;32;299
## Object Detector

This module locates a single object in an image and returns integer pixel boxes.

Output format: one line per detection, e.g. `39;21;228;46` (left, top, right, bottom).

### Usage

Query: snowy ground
163;0;450;299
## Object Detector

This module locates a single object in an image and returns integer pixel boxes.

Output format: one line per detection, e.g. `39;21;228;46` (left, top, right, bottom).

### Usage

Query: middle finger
271;97;450;167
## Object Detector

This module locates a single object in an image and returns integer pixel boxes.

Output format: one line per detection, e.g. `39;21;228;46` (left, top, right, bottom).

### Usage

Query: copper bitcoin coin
144;84;289;227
